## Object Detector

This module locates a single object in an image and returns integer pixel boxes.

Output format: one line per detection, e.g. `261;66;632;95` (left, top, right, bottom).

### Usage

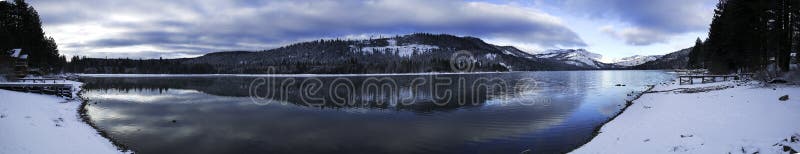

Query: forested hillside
632;48;692;70
0;0;65;71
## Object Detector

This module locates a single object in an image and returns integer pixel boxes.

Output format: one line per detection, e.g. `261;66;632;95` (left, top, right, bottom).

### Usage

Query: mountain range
68;33;691;74
529;49;670;69
184;33;591;74
187;34;687;73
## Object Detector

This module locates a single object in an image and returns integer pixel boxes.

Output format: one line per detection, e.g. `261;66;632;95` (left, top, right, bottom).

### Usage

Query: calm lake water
80;71;674;154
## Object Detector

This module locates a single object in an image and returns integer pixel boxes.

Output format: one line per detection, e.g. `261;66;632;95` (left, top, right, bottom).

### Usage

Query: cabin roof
9;49;22;58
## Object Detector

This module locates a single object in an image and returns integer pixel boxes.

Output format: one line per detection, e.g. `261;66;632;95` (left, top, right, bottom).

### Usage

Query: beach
0;81;127;154
572;80;800;153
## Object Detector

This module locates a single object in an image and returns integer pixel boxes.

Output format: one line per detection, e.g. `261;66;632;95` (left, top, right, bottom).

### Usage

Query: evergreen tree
687;38;704;68
693;0;799;74
0;0;65;73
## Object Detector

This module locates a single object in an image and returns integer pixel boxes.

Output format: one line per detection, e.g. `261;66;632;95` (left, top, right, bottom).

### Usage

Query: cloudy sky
25;0;716;60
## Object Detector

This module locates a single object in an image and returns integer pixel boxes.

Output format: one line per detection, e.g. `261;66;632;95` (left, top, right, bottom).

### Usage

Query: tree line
1;0;65;72
65;56;215;74
689;0;800;74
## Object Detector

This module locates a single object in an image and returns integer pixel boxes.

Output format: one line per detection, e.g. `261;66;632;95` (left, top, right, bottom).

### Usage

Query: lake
79;70;674;154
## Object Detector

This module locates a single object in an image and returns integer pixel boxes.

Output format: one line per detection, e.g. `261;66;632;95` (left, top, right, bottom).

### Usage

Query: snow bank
0;81;127;154
571;81;800;153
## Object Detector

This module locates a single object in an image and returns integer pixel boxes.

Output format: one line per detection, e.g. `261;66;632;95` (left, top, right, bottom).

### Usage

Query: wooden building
5;49;28;78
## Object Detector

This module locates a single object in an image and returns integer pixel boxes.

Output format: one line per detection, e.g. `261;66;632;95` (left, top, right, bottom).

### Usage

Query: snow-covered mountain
610;55;662;67
186;33;586;73
631;47;692;69
184;33;690;73
533;49;615;69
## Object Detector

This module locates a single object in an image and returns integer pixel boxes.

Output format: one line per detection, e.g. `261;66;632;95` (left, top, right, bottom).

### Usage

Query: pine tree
698;0;796;73
0;0;65;72
688;38;704;68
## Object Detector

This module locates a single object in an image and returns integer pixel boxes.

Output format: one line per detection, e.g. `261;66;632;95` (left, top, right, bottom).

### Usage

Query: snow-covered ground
572;80;800;153
0;81;127;154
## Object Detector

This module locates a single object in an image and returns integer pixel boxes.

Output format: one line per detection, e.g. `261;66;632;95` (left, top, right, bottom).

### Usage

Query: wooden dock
674;69;708;75
678;73;754;85
0;82;74;98
17;78;67;83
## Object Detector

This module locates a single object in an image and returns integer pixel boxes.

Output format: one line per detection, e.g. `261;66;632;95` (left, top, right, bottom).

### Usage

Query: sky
25;0;717;61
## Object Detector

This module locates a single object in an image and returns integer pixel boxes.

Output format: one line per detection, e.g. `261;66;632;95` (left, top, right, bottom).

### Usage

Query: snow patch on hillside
611;55;662;66
499;62;510;71
357;39;439;57
535;49;607;68
501;49;515;56
484;53;497;60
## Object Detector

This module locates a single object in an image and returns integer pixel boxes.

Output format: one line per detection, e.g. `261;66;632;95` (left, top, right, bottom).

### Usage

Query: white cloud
564;0;714;33
559;0;714;46
600;26;669;46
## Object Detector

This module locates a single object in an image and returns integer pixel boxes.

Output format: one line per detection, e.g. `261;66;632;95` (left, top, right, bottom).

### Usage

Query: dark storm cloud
27;0;586;58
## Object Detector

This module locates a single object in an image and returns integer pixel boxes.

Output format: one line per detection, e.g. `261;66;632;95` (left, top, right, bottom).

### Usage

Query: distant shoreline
76;71;512;78
75;70;669;78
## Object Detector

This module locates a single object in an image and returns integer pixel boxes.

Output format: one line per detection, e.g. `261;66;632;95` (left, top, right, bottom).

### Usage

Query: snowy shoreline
571;80;800;153
75;70;664;78
0;81;128;154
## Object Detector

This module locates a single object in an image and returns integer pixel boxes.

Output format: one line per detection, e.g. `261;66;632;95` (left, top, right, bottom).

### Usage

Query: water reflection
84;74;560;112
81;71;673;154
